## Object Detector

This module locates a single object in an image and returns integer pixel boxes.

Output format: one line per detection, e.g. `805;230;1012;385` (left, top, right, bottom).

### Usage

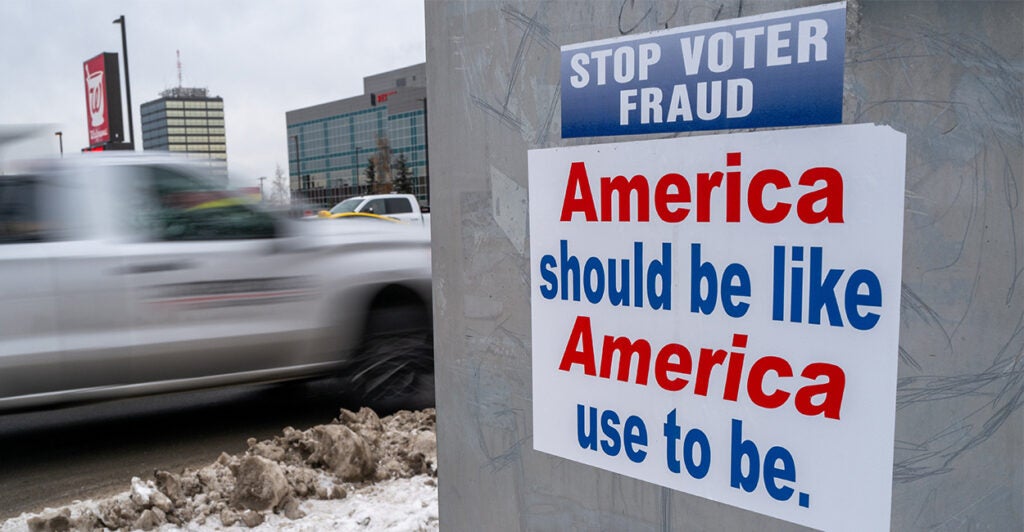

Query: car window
127;165;276;241
362;199;386;214
329;198;363;214
0;176;60;243
384;198;413;214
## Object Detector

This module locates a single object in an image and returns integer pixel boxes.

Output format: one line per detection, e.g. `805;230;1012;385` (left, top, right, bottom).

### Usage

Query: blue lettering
846;269;881;330
721;263;750;317
690;243;717;315
576;404;598;450
608;258;631;306
664;409;682;473
729;418;760;492
808;246;842;326
683;427;711;479
647;242;672;310
772;245;785;321
540;254;557;299
561;240;581;301
600;409;622;456
624;415;648;463
584;257;605;304
540;240;671;310
764;445;796;502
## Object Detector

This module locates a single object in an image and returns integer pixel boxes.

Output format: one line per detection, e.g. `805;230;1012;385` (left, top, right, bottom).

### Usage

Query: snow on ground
2;408;438;531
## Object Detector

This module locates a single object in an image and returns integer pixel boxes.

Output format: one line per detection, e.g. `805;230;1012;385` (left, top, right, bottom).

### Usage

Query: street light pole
355;145;361;188
113;15;134;149
54;131;63;157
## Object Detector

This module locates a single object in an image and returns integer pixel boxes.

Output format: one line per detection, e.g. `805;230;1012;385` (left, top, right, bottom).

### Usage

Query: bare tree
270;164;290;205
374;136;392;193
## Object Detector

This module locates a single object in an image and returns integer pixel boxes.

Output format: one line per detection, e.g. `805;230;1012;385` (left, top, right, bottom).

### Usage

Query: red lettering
555;321;847;419
654;343;691;391
747;356;793;409
797;167;844;223
696;171;724;222
722;333;747;401
653;173;691;223
748;169;792;223
796;363;846;419
558;315;596;375
600;175;650;222
560;162;598;222
600;335;652;384
693;347;727;396
559;153;844;225
726;152;742;222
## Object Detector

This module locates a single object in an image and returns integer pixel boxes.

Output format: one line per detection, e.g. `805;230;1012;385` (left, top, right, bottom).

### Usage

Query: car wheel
348;303;434;410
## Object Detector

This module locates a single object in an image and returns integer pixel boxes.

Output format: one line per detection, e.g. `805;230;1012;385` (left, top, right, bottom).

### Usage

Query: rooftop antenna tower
176;49;182;88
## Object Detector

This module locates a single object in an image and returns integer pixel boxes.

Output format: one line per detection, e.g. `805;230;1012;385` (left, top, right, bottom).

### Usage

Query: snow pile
5;407;437;531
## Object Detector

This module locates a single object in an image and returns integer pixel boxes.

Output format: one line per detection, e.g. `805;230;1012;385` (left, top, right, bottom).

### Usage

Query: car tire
348;303;434;410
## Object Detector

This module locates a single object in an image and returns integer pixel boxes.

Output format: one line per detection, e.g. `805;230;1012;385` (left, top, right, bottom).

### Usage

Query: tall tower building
140;87;227;185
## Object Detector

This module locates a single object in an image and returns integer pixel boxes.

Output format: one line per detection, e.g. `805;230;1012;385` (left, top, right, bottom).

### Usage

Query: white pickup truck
320;193;430;227
0;154;433;412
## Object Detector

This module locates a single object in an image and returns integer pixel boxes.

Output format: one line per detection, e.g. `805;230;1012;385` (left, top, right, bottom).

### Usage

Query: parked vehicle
320;194;430;226
0;153;433;412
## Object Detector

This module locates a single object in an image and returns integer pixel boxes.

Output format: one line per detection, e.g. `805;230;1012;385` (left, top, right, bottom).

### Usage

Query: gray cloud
0;0;425;187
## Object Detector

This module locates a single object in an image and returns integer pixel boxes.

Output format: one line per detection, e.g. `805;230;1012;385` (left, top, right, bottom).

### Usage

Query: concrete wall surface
426;1;1023;530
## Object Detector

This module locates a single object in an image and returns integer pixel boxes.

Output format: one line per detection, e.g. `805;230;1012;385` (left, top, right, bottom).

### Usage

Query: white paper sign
529;124;905;531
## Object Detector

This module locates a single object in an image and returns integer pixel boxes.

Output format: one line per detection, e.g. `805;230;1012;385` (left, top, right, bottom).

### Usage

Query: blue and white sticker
561;2;846;138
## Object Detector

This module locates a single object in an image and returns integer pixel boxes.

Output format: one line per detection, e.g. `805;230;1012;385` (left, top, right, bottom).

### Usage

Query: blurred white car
0;153;432;412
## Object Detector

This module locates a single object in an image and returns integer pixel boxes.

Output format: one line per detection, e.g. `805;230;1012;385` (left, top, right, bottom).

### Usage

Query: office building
286;63;428;205
140;87;227;184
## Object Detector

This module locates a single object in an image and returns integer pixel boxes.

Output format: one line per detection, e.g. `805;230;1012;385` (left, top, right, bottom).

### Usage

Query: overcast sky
0;0;426;188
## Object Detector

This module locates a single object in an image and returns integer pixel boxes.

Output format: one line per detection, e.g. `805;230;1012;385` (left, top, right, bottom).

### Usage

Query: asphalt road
0;377;373;520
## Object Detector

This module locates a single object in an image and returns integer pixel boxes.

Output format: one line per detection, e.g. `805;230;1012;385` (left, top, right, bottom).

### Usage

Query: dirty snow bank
3;408;438;531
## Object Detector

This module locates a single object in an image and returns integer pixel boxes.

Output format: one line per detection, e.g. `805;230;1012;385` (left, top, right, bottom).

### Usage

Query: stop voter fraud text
568;19;830;125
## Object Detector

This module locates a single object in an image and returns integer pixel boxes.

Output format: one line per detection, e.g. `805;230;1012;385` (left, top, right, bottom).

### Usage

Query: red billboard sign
83;53;124;147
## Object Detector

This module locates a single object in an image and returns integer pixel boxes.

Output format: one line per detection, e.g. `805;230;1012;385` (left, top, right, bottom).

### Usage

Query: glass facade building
286;63;428;204
140;87;228;185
